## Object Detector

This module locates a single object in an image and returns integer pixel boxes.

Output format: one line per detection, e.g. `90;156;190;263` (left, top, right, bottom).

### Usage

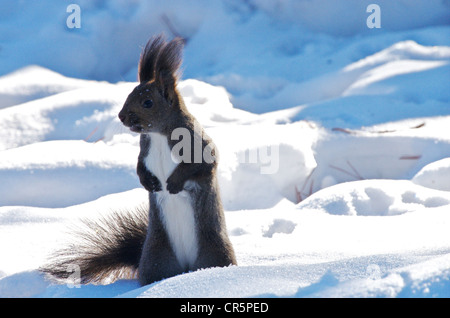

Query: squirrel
41;35;237;286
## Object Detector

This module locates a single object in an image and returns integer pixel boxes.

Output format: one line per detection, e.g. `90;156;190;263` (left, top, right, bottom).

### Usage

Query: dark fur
41;35;236;286
136;133;236;285
123;35;237;285
41;207;148;283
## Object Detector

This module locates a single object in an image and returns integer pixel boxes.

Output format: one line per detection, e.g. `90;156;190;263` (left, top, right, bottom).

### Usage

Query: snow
0;1;450;298
412;158;450;192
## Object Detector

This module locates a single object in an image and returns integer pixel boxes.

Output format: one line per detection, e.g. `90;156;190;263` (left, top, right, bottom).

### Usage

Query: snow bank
0;66;97;110
1;0;450;299
412;158;450;191
3;194;449;298
0;140;139;207
298;179;450;216
1;1;449;113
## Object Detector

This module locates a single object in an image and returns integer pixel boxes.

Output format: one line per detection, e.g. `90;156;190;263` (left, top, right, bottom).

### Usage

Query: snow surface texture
0;1;450;298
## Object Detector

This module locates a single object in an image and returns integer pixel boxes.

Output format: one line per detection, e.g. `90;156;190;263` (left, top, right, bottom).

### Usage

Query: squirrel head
118;35;184;134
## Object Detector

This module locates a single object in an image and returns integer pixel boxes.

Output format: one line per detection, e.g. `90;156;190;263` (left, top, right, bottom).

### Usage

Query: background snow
0;0;449;298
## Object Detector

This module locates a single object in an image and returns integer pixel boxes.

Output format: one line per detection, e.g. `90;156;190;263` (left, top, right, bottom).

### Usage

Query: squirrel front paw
166;175;185;194
140;174;162;193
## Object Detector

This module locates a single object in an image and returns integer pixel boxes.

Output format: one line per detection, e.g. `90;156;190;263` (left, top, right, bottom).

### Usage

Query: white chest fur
144;133;198;269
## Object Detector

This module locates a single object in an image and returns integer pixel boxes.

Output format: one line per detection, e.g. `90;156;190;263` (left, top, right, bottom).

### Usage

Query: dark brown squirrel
41;35;237;286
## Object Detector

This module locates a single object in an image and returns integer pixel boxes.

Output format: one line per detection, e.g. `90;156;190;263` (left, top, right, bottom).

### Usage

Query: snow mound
0;66;98;109
1;0;450;299
293;254;450;298
412;158;450;191
0;76;134;151
297;179;450;216
1;1;449;113
0;140;139;207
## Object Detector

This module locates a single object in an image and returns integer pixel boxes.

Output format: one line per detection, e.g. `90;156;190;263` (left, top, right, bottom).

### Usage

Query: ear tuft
138;34;166;83
154;37;184;83
153;37;184;102
137;35;184;102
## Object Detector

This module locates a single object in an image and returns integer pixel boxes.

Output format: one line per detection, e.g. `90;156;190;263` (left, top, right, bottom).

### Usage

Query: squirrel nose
118;112;126;122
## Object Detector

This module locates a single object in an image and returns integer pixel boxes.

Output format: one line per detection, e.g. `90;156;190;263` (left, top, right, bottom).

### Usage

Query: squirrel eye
143;99;153;108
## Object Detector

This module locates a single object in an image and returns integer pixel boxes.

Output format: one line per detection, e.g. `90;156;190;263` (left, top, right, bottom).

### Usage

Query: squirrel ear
138;34;166;83
154;37;184;103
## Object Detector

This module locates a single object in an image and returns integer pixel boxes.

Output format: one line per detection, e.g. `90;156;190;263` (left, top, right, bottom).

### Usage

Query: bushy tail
40;206;148;284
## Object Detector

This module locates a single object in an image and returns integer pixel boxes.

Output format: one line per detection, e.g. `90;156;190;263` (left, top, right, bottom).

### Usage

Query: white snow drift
0;0;449;298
